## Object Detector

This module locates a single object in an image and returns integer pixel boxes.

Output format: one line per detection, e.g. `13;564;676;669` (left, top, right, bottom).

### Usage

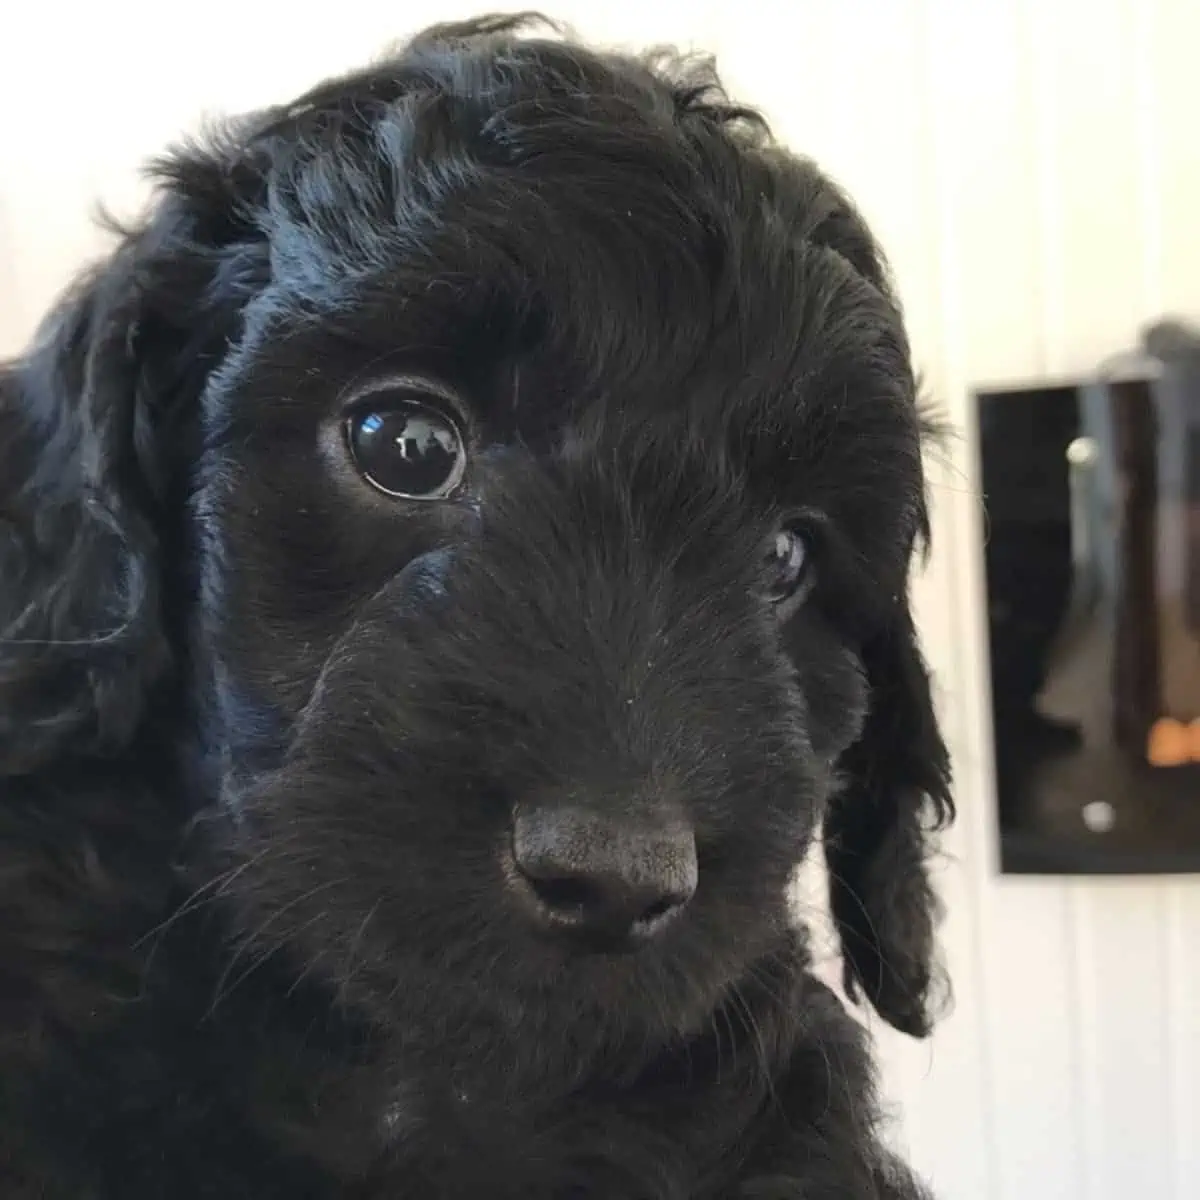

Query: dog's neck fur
2;706;913;1200
259;929;849;1197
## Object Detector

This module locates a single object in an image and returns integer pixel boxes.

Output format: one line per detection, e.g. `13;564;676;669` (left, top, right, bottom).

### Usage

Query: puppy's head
0;15;952;1079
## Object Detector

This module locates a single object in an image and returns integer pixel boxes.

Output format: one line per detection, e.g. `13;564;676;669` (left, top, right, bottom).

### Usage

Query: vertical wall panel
1165;887;1199;1199
921;2;1084;1198
1085;884;1175;1200
1154;0;1200;1128
1022;3;1176;1199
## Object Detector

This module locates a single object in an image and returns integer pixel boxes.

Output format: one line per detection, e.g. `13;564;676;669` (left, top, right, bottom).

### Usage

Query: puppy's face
0;20;951;1089
197;68;922;1070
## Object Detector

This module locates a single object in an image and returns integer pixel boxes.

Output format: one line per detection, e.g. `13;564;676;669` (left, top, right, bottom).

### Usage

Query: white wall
3;3;1198;1197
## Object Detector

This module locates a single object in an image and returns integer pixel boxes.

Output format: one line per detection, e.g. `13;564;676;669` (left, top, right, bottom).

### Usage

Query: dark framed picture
977;370;1200;873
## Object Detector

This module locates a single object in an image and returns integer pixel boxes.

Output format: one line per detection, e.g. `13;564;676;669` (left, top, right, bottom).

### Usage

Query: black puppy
0;15;953;1198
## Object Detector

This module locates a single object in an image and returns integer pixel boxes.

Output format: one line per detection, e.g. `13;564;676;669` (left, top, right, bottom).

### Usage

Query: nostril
639;895;680;925
516;863;693;941
525;874;602;919
522;872;689;931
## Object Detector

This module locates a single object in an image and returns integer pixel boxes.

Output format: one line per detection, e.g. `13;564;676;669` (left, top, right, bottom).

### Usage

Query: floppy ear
0;144;269;776
824;595;954;1038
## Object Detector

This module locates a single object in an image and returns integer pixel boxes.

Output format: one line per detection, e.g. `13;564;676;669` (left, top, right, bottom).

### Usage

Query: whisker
208;906;334;1018
205;878;347;1018
135;844;279;954
334;897;383;1003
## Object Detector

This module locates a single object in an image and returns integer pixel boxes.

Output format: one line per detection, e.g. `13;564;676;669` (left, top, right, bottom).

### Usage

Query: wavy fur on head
0;14;952;1198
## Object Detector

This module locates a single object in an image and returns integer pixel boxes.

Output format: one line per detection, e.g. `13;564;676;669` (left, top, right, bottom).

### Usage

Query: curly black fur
0;15;953;1198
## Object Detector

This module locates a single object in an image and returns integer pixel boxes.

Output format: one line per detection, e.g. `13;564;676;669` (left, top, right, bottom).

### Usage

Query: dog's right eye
345;387;467;500
761;525;816;613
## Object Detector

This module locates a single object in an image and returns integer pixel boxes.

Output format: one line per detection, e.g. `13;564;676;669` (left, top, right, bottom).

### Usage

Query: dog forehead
212;37;920;532
259;126;900;425
256;43;872;356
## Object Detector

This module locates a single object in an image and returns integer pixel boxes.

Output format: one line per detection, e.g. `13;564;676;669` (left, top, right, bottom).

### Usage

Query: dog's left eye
345;391;467;500
763;528;813;606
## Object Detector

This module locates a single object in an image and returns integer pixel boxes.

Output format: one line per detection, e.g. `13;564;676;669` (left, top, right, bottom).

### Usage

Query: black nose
511;806;698;946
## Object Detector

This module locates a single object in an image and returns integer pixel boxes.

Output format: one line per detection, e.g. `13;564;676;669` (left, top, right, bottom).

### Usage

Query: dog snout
510;805;698;948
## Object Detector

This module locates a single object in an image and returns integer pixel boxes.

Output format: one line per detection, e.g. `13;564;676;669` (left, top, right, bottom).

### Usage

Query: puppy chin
360;932;800;1111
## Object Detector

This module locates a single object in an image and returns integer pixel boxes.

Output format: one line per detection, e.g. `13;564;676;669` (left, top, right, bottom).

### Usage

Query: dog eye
763;527;813;605
345;393;467;500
